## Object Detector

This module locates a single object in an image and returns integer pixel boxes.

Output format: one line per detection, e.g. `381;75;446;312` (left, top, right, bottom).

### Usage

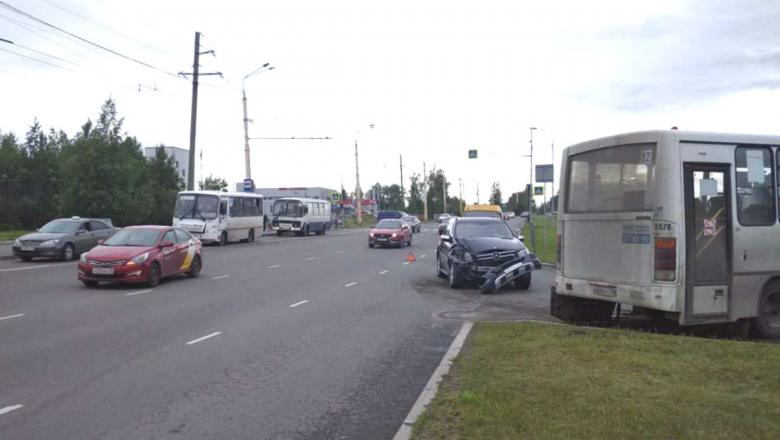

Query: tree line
0;99;183;230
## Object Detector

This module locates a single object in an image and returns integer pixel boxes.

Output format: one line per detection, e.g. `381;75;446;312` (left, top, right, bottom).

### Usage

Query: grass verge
522;214;556;263
340;216;376;229
0;230;29;241
413;321;780;440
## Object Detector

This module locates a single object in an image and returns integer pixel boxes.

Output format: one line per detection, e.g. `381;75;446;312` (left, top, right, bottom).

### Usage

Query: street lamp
528;127;537;219
242;63;275;181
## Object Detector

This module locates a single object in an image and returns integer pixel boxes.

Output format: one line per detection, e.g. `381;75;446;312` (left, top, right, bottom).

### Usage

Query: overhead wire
0;45;70;70
0;11;88;59
0;1;181;78
37;0;169;55
10;40;80;66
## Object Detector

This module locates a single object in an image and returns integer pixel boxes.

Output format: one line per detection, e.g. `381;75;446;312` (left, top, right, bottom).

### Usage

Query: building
234;186;340;216
144;146;189;183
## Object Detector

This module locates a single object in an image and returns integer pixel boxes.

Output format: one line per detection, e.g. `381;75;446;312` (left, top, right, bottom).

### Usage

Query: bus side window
219;200;228;216
736;147;775;226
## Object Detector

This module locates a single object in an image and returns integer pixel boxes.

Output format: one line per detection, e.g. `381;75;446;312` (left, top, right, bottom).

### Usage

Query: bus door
683;164;731;322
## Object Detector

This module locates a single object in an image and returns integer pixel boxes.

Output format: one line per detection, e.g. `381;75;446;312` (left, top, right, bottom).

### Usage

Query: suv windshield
463;210;502;218
376;220;402;229
455;220;514;239
39;220;80;234
174;194;219;220
104;229;161;247
273;200;303;217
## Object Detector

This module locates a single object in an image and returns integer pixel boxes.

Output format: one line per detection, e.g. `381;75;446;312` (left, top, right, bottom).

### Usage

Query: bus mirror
219;203;227;216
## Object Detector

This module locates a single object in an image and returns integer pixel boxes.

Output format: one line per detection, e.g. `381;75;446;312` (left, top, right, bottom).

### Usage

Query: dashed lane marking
125;289;152;296
289;300;309;308
211;275;230;280
345;281;358;288
0;313;25;322
0;405;24;416
186;331;222;345
267;264;280;269
306;257;317;261
379;270;389;275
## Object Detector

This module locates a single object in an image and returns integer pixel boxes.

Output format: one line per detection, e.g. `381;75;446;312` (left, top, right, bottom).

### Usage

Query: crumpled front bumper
476;257;542;294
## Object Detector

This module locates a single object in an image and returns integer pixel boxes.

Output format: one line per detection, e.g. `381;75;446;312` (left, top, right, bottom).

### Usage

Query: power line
0;11;88;59
0;45;69;69
11;40;79;66
0;1;180;78
38;0;169;55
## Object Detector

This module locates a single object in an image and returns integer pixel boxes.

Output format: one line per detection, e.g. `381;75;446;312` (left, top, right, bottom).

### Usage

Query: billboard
535;164;554;183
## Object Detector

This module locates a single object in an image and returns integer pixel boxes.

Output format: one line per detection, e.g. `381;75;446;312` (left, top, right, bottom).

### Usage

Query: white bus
271;197;331;236
172;191;264;245
553;130;780;338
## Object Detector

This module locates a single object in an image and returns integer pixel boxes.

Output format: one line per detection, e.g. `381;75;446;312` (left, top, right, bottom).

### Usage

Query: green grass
522;214;556;263
0;230;30;241
413;322;780;440
340;215;376;229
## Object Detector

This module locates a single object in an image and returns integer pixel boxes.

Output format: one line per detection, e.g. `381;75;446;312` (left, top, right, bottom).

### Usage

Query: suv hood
85;245;156;261
459;237;525;254
18;232;68;241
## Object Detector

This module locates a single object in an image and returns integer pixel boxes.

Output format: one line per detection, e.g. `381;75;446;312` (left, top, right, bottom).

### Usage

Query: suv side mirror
517;235;525;242
438;224;447;235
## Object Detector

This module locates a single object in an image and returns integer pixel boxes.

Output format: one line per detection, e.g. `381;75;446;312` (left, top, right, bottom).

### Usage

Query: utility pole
423;162;428;221
551;139;556;213
179;31;222;191
476;182;480;204
355;140;362;225
458;178;463;215
242;63;274;181
399;154;404;209
528;127;537;218
442;173;447;214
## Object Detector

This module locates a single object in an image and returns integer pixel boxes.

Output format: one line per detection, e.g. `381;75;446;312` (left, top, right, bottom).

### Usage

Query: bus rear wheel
248;229;255;242
550;288;615;323
754;283;780;339
219;232;227;246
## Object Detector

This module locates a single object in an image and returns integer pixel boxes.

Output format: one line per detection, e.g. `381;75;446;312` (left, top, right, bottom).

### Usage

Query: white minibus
172;191;264;245
553;130;780;338
271;197;331;236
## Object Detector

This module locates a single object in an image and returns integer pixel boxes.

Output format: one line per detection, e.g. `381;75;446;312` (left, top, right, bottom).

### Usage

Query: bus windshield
174;194;220;221
273;200;303;217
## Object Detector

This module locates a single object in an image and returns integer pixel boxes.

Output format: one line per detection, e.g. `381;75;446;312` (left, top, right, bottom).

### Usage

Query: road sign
243;178;255;192
535;164;554;183
534;186;544;195
331;192;341;201
468;149;478;159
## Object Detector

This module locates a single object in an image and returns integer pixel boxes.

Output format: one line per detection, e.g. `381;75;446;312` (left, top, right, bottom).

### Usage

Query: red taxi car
368;219;413;248
78;226;202;287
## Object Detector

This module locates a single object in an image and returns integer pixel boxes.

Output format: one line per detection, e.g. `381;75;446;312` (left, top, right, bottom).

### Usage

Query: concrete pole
186;31;201;191
355;140;362;225
422;162;428;221
242;88;251;180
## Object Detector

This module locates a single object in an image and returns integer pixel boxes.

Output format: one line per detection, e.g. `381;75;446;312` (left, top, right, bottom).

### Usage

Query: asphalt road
0;225;555;440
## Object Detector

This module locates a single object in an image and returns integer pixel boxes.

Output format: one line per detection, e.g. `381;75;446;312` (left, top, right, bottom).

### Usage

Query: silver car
12;217;117;262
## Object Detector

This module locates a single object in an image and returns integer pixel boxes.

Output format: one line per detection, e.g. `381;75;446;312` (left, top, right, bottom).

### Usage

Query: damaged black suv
436;217;541;293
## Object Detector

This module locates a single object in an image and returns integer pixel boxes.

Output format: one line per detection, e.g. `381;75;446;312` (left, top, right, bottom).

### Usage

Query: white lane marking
267;264;280;269
125;289;152;297
306;257;317;261
420;254;427;259
336;250;343;254
0;313;25;322
185;331;222;345
379;270;389;275
0;263;69;273
403;261;410;266
0;404;24;416
289;300;309;308
345;281;358;288
211;275;230;280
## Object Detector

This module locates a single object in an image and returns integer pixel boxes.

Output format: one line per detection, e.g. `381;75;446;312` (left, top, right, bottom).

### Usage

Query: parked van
271;198;332;236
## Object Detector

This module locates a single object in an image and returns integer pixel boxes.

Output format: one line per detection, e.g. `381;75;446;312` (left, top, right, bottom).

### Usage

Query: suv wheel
448;261;462;289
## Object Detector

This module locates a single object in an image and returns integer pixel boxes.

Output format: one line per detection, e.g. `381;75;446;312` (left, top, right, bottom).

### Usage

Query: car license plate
21;246;34;251
377;237;388;242
592;285;617;298
92;267;114;275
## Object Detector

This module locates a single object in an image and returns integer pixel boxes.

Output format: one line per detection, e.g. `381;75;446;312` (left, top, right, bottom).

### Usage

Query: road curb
393;321;474;440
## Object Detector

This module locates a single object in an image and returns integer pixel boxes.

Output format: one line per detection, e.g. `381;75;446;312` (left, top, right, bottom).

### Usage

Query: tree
383;184;404;210
506;187;535;214
426;167;451;215
18;120;63;227
199;175;228;191
147;146;184;225
407;173;424;215
489;181;503;206
0;132;24;228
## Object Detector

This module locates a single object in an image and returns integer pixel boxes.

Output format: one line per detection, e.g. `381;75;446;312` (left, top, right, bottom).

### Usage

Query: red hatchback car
78;226;202;287
369;219;412;248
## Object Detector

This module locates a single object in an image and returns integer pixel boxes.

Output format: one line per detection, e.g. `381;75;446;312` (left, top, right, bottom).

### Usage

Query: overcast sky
2;0;780;204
